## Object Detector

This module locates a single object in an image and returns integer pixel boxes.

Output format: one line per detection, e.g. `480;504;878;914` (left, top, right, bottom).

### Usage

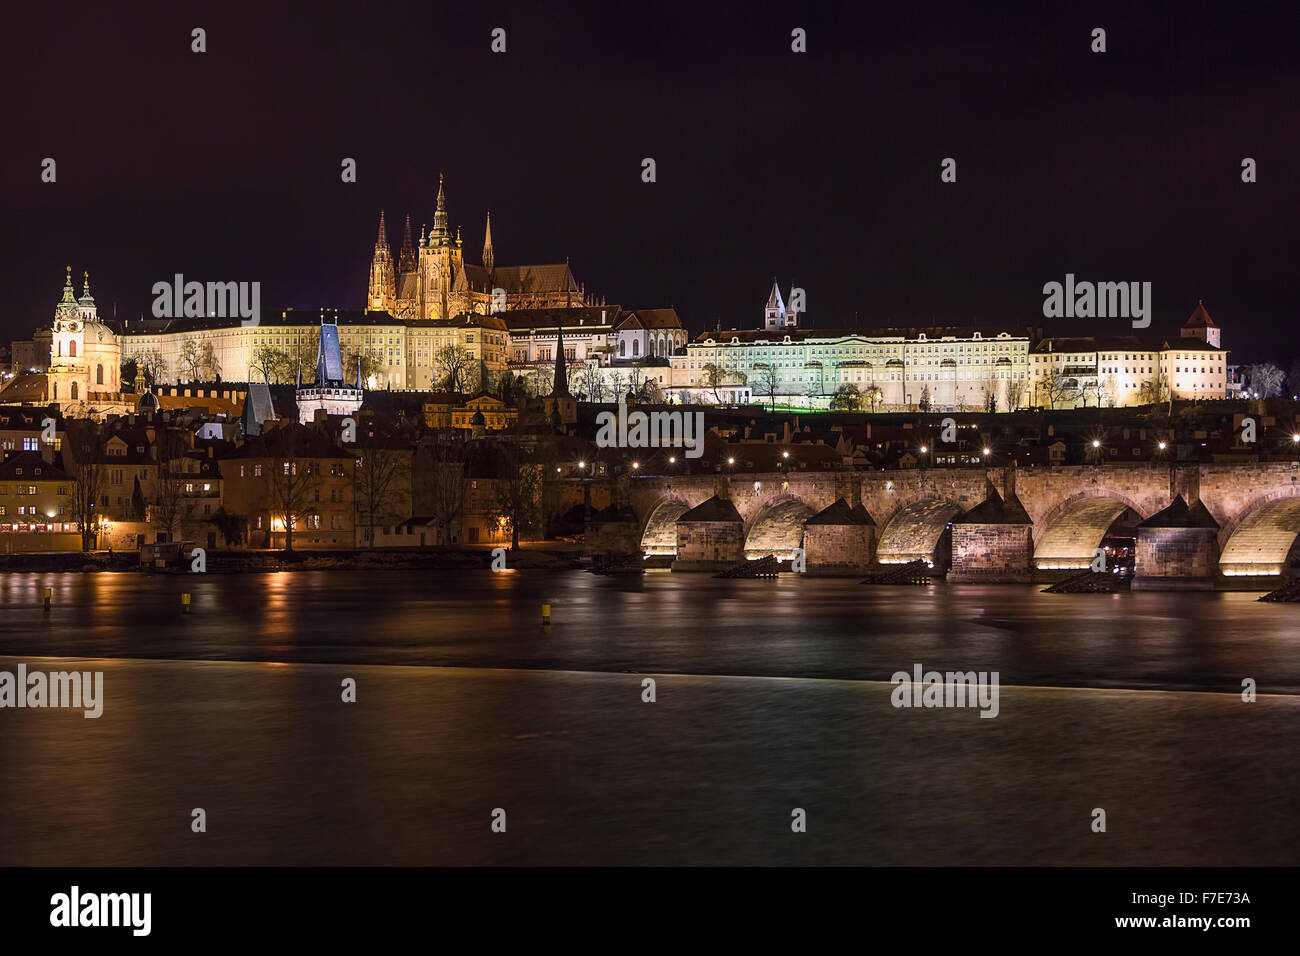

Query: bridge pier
948;486;1035;583
672;496;745;571
803;499;875;575
1131;496;1221;590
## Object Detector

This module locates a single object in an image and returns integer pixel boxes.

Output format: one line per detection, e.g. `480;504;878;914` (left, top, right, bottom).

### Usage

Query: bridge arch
744;495;815;559
640;496;692;556
875;498;961;568
1218;491;1300;577
1033;492;1146;570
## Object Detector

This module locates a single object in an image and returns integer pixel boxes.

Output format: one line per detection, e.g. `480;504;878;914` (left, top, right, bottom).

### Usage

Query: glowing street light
982;447;991;456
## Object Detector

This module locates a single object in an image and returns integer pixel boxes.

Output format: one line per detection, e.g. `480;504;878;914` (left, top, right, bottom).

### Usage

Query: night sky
4;0;1299;362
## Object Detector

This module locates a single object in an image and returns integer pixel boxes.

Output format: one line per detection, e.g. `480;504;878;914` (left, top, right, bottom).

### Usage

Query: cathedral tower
367;210;396;312
419;173;464;320
483;210;495;275
764;280;786;330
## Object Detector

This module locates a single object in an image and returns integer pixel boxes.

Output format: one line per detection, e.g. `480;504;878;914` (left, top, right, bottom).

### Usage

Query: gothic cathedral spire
431;172;449;240
398;215;417;273
367;210;396;312
483;210;495;274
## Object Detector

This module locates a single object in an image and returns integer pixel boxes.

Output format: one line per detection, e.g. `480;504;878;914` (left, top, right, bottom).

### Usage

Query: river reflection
0;571;1296;865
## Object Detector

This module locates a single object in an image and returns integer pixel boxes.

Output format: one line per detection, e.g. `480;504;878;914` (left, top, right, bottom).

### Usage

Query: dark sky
3;0;1299;363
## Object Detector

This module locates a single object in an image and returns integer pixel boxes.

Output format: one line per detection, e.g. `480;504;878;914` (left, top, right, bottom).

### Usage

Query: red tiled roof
1184;302;1217;329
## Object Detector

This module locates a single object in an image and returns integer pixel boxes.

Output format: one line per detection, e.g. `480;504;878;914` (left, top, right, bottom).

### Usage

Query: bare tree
1005;376;1026;411
753;363;779;410
982;375;999;413
292;329;321;381
148;429;190;542
416;429;467;546
138;351;167;385
702;363;737;404
489;440;544;552
262;425;322;552
1245;362;1285;399
62;420;105;550
354;444;411;547
574;364;600;401
178;339;202;381
1039;371;1077;410
199;342;221;380
343;348;383;386
435;344;476;393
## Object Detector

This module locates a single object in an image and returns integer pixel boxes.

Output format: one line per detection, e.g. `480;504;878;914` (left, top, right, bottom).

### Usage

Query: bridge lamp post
1090;439;1102;466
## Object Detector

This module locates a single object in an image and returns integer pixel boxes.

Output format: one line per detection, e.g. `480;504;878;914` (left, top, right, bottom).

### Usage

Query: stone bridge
618;462;1300;583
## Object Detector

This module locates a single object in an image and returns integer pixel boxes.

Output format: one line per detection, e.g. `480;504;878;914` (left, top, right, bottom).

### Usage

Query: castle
367;174;592;320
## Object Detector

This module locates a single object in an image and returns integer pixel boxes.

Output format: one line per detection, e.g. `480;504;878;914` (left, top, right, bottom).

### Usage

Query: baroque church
366;174;592;320
46;267;127;415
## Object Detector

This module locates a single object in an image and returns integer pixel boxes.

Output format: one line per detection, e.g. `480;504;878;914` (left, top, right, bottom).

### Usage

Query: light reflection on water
0;571;1294;692
0;571;1297;865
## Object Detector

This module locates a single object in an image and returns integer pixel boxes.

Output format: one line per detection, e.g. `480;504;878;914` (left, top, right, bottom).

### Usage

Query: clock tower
46;267;122;414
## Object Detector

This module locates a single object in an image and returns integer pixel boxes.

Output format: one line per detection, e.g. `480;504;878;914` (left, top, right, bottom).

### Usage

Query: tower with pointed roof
417;173;465;320
367;211;397;312
540;323;577;429
764;280;787;330
483;210;495;275
1181;301;1221;349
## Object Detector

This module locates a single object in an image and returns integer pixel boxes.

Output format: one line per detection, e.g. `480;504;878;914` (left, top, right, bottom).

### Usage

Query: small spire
376;210;389;247
483;210;495;272
552;325;570;398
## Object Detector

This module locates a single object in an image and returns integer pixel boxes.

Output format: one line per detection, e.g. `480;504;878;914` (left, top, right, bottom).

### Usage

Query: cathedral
366;175;592;320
